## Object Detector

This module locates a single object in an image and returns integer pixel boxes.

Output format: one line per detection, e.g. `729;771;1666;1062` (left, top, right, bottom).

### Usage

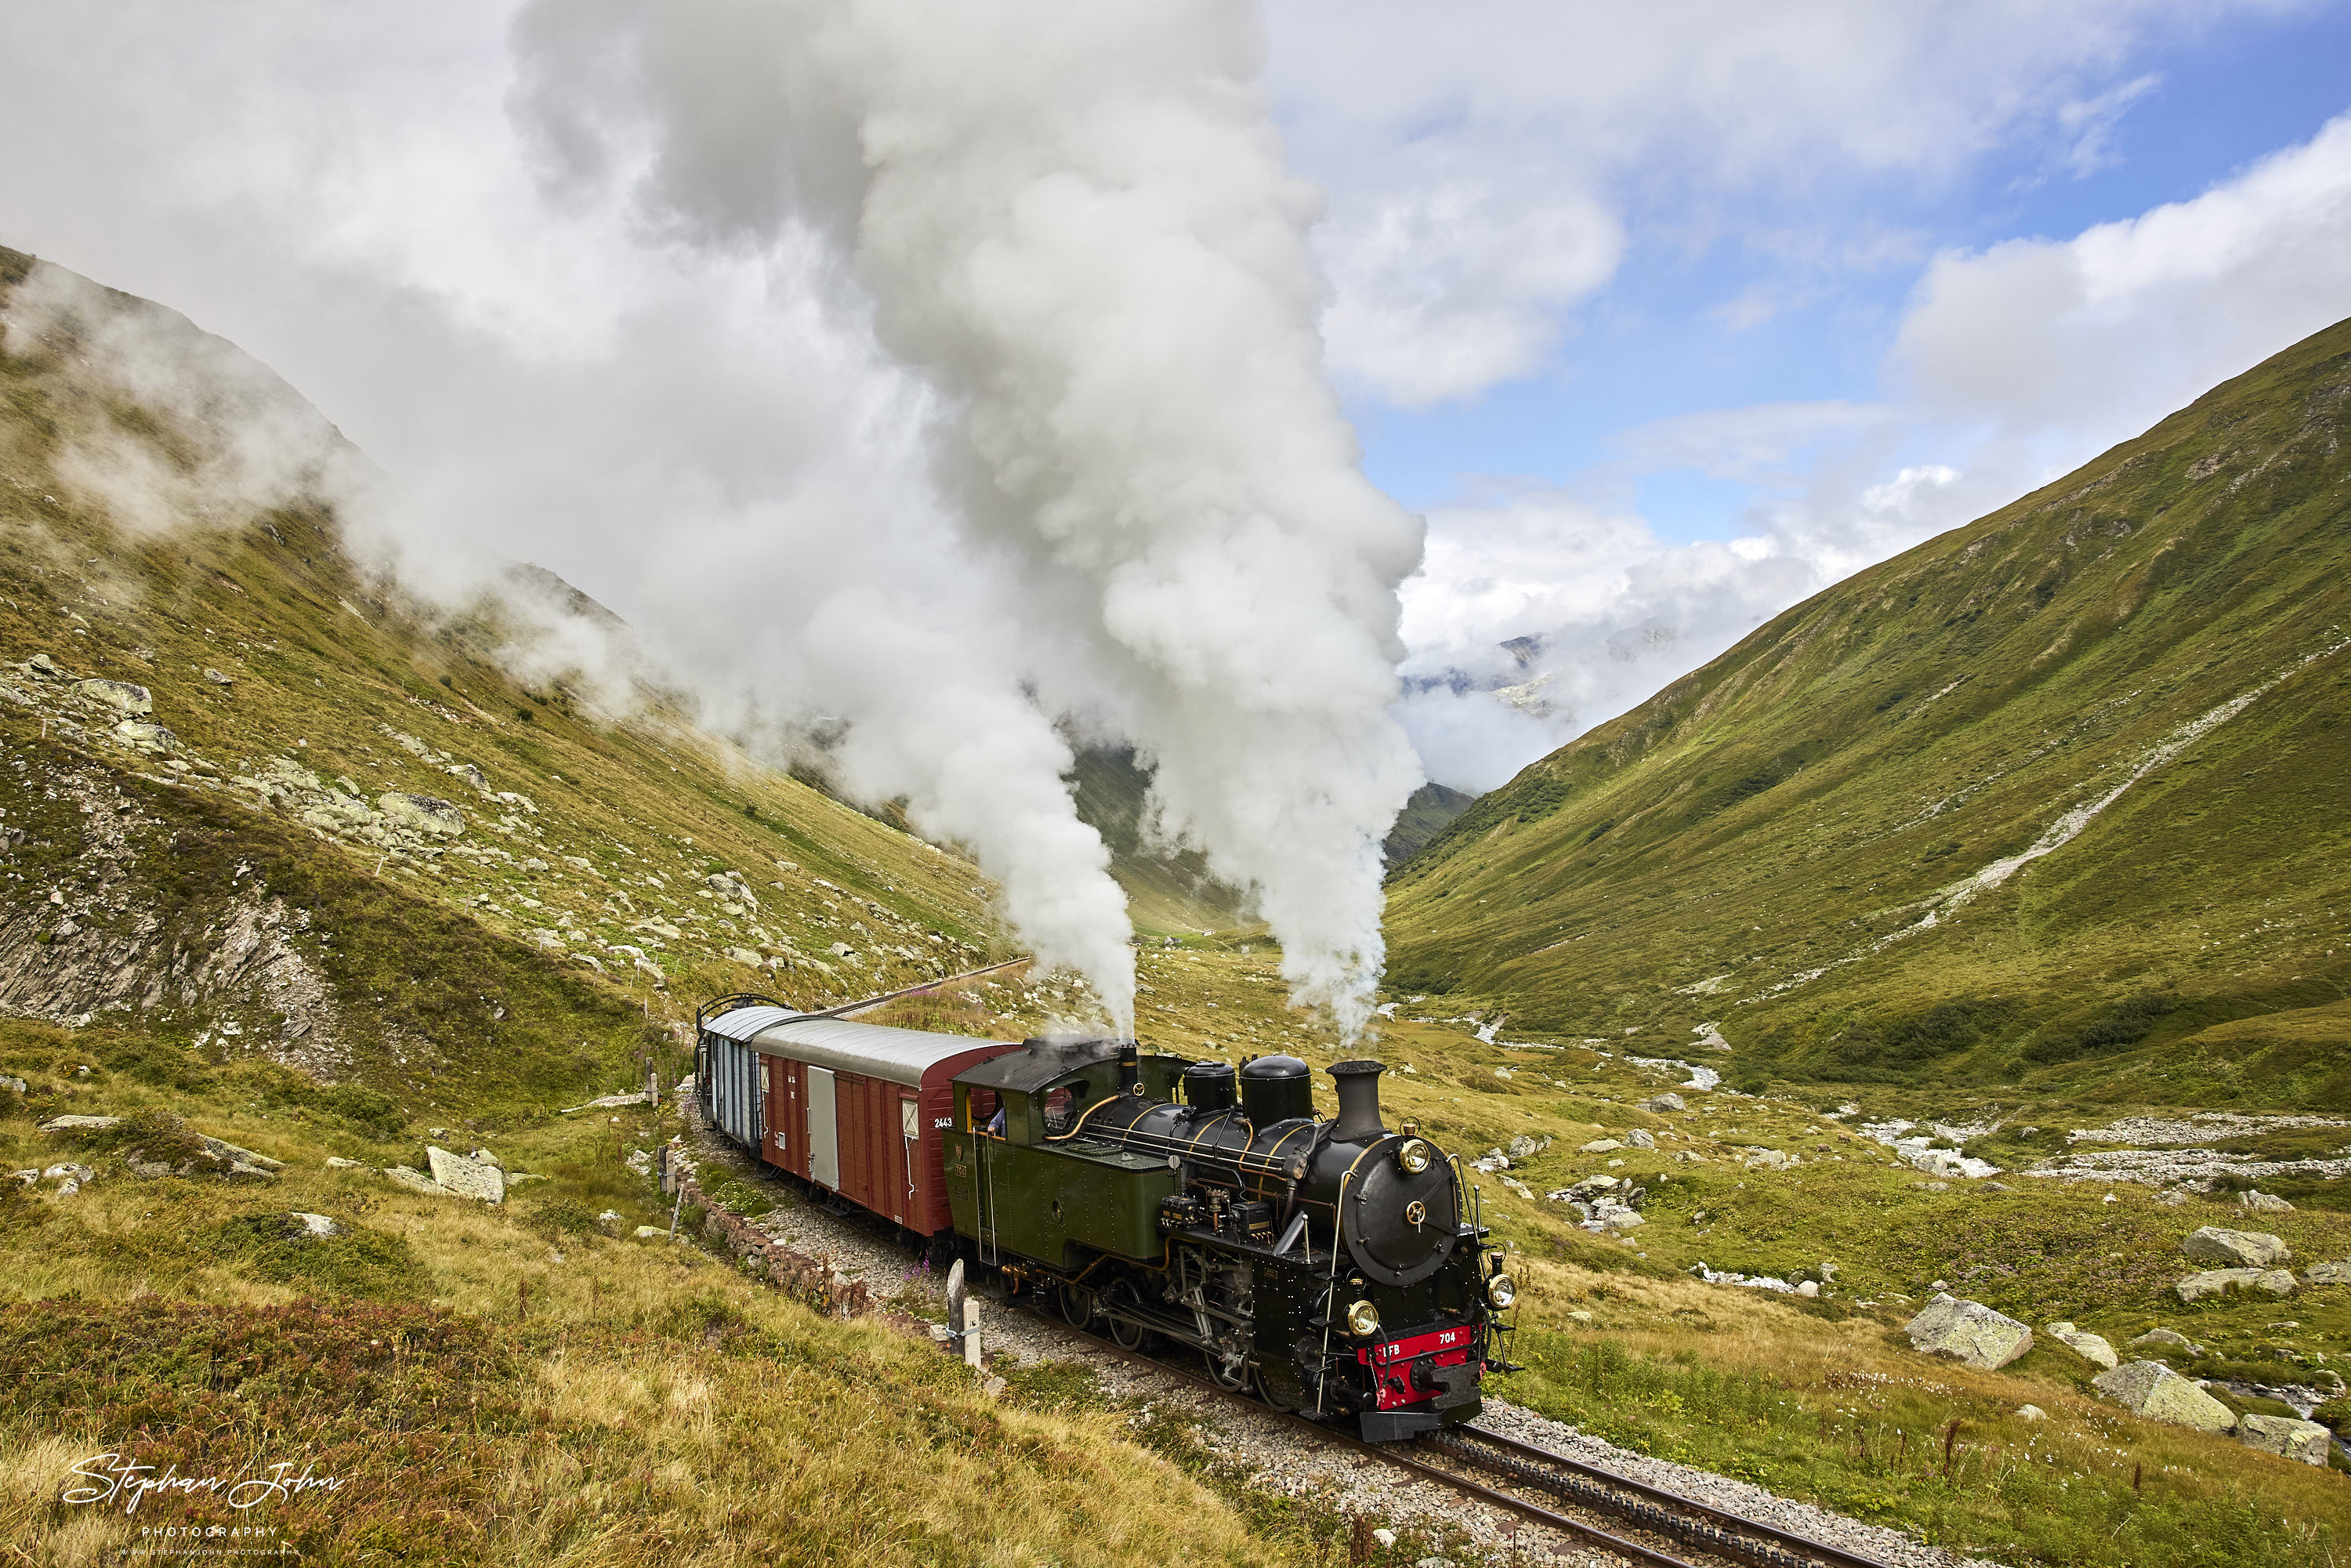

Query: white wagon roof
703;1006;1016;1088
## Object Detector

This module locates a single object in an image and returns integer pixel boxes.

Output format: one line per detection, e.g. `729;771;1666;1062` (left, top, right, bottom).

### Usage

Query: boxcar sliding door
805;1066;839;1190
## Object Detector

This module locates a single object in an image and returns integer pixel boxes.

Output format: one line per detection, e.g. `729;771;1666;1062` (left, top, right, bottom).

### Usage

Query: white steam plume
518;0;1425;1038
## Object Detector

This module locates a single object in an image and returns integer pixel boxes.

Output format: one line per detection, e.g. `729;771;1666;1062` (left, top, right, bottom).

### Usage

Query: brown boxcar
700;1007;1017;1238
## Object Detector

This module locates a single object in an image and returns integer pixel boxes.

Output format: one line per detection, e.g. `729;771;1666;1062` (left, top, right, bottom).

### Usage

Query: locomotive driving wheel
1103;1280;1150;1349
1056;1280;1096;1326
1249;1367;1295;1413
1204;1349;1249;1392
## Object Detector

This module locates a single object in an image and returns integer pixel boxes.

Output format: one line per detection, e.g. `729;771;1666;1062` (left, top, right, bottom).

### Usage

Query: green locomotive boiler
697;1001;1515;1441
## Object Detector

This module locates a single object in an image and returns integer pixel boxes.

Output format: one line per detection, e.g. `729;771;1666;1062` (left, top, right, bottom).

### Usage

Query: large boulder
74;678;151;715
2182;1226;2290;1269
2303;1260;2351;1285
426;1146;505;1202
38;1115;123;1133
2175;1268;2295;1304
2236;1413;2332;1465
376;792;465;837
1905;1295;2033;1371
2045;1321;2119;1370
1643;1093;1686;1114
2131;1327;2203;1355
2092;1361;2237;1432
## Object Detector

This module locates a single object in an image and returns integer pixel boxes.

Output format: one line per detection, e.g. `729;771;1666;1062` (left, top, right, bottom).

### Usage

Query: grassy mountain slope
1383;780;1477;870
1386;317;2351;1106
0;244;1043;1121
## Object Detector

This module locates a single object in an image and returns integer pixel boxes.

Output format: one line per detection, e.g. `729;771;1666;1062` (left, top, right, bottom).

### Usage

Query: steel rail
1014;1299;1702;1568
1433;1424;1893;1568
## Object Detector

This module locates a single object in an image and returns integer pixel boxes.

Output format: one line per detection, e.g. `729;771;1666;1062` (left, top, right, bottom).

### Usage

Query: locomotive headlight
1344;1298;1381;1338
1396;1138;1432;1174
1486;1273;1518;1310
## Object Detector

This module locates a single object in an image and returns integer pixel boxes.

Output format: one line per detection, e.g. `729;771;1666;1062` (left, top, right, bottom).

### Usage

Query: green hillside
1383;780;1477;869
0;244;1032;1117
1386;317;2351;1107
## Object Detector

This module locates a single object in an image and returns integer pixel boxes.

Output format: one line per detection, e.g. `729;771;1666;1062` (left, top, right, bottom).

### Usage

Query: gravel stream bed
678;1110;2007;1568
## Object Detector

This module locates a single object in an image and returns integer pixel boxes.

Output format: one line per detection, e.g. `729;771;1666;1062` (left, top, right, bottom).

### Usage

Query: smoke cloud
513;0;1425;1037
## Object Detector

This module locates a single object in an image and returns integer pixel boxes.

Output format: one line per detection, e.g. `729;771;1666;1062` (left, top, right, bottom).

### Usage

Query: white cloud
1272;0;2298;406
1895;109;2351;445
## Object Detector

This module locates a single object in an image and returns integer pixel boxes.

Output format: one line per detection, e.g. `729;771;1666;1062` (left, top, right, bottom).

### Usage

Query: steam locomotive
696;995;1515;1440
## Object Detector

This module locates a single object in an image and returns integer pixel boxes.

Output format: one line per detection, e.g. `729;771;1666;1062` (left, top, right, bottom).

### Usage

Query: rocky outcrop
2181;1226;2290;1268
1905;1295;2033;1370
376;792;465;838
2176;1267;2295;1303
74;679;152;715
2236;1413;2331;1465
426;1146;505;1202
2045;1321;2119;1370
2092;1361;2237;1432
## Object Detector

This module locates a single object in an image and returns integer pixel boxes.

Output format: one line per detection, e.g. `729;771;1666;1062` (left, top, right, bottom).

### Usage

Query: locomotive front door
806;1066;839;1190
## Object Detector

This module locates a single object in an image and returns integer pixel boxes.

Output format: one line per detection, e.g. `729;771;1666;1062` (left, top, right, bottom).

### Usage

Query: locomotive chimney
1328;1059;1386;1143
1117;1039;1141;1095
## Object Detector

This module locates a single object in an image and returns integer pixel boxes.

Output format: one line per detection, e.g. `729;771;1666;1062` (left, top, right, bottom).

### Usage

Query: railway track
1020;1300;1896;1568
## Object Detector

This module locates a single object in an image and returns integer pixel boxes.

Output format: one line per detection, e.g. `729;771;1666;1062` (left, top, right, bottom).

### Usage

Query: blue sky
1328;4;2351;531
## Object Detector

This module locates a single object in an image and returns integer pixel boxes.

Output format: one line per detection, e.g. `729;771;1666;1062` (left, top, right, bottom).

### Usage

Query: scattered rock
1905;1294;2034;1370
2016;1405;2049;1421
376;791;465;837
2092;1361;2237;1432
426;1146;505;1202
1741;1147;1798;1171
386;1165;453;1197
1505;1133;1551;1160
74;678;152;715
2045;1322;2120;1370
1795;1280;1820;1298
724;946;762;967
0;1074;24;1095
2236;1190;2294;1212
2235;1412;2331;1465
633;1224;670;1240
1372;1530;1396;1550
2175;1267;2295;1304
2181;1226;2290;1269
983;1376;1008;1400
2303;1261;2351;1285
2129;1327;2204;1355
324;1156;365;1169
44;1162;96;1194
596;1210;625;1237
38;1114;123;1133
1580;1139;1624;1153
1500;1176;1535;1201
288;1211;341;1238
202;667;234;686
1469;1150;1510;1173
1627;1129;1656;1149
1643;1093;1686;1113
112;719;179;755
27;653;65;677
